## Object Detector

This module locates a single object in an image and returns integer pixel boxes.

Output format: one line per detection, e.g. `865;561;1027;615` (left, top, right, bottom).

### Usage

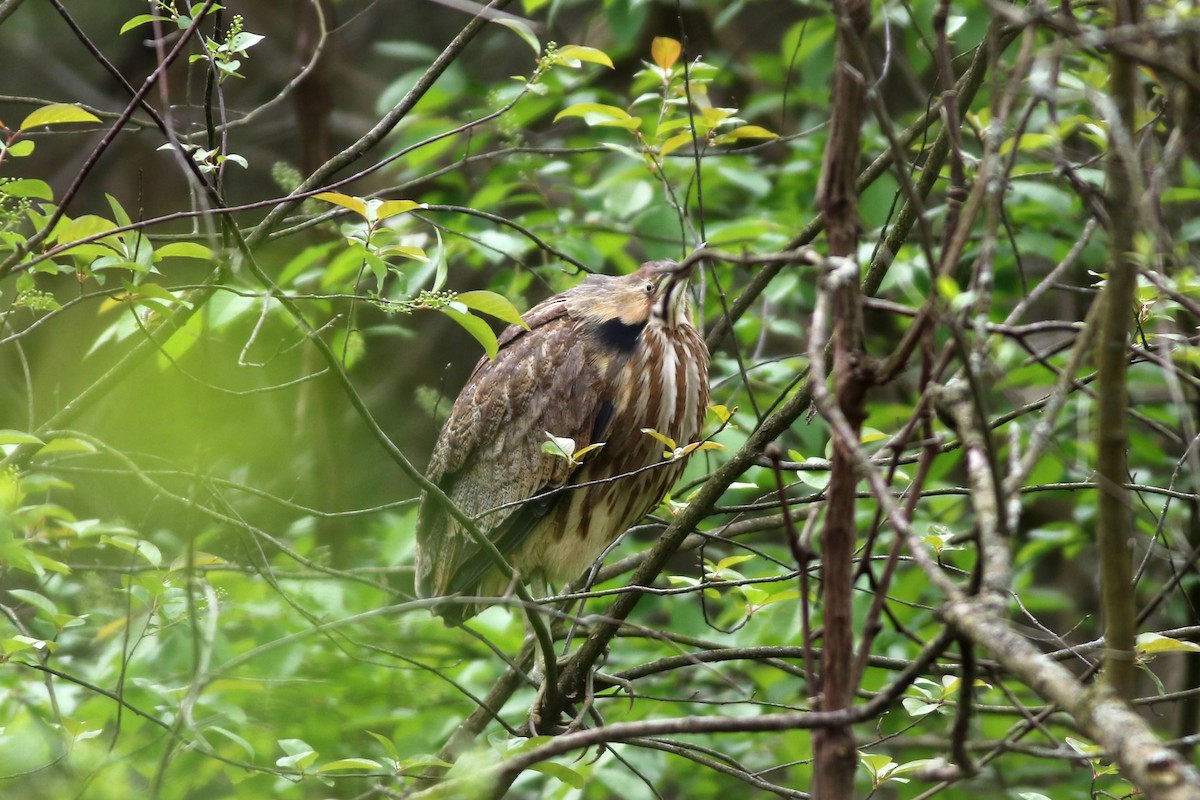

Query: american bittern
415;260;710;625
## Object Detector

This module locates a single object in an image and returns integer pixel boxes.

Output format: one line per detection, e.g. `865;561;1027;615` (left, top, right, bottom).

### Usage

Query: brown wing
414;295;613;613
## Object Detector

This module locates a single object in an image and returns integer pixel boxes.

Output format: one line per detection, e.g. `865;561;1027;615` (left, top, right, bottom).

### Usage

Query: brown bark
1095;0;1140;700
812;0;872;794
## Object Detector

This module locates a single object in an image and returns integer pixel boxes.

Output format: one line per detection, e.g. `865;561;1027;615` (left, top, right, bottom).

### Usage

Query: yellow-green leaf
554;103;631;124
169;552;228;571
709;404;736;424
715;555;754;571
660;132;694;157
999;132;1057;156
376;244;428;261
724;124;778;140
35;437;97;457
641;428;676;449
316;758;384;773
0;430;45;446
594;116;643;131
21;104;101;129
651;36;681;70
0;178;53;200
441;307;498;359
455;290;528;328
120;14;168;34
7;140;35;157
376;199;422;219
314;191;367;217
555;45;614;68
574;442;605;460
936;274;960;300
1137;633;1200;656
54;214;117;244
156;242;213;260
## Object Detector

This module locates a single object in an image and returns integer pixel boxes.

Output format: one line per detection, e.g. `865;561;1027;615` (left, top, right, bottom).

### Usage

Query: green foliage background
1;0;1199;798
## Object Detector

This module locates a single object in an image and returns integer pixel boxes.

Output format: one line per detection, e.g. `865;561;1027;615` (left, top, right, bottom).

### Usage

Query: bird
415;259;710;626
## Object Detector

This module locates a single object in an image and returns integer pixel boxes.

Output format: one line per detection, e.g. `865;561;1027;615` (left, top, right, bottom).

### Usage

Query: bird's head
568;259;696;332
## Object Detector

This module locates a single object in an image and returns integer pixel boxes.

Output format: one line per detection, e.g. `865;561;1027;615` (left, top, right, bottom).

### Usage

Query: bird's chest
602;324;705;452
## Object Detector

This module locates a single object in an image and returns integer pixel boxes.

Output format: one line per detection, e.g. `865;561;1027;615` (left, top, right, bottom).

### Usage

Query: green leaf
316;758;384;773
155;242;213;260
107;194;134;228
20;104;101;129
554;45;614;68
54;214;118;245
276;739;319;771
529;762;585;789
375;244;428;261
431;229;448;292
367;732;400;763
902;697;942;716
6;140;35;157
0;430;45;446
936;274;960;300
0;178;53;200
3;635;57;655
715;555;755;571
454;290;528;328
226;32;264;52
99;535;162;568
209;726;255;758
493;17;540;55
440;307;498;359
660;132;694;157
35;437;98;457
120;14;169;34
8;589;59;618
542;433;577;461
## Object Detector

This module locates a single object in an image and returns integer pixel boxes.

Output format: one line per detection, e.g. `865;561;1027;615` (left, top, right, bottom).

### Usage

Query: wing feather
415;295;614;614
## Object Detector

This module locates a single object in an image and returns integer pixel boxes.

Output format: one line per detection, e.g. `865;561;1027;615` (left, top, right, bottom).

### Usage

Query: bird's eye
644;281;656;294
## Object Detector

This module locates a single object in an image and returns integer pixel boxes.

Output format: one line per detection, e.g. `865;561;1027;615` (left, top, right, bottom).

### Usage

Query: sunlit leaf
651;36;681;70
314;192;367;217
316;758;384;773
20;104;101;129
555;45;614;68
722;124;778;140
1137;633;1200;656
455;290;528;328
641;428;676;449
